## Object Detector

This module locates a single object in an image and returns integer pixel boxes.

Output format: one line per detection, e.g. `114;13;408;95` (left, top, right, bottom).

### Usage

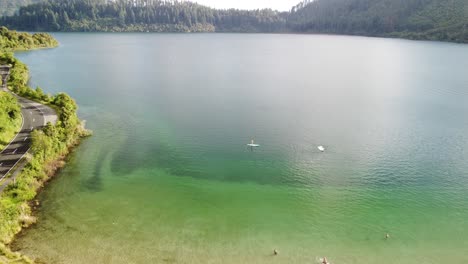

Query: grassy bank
0;28;89;264
0;92;22;151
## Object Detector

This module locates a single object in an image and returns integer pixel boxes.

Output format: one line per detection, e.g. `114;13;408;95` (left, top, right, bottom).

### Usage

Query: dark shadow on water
82;149;107;192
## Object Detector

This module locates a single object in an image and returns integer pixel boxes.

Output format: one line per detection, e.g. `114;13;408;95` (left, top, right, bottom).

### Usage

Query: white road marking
0;147;30;181
0;163;3;167
28;103;46;126
30;111;32;115
24;137;28;141
33;118;35;122
31;127;33;131
12;149;17;155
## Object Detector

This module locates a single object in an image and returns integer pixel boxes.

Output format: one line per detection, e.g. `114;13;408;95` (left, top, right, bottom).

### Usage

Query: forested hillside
0;0;42;17
288;0;468;42
1;0;467;43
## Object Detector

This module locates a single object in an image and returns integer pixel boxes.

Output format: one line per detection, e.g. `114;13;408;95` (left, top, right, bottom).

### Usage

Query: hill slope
288;0;468;42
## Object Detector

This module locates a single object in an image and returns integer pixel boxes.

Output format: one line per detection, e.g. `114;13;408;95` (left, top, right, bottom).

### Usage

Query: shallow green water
13;34;468;263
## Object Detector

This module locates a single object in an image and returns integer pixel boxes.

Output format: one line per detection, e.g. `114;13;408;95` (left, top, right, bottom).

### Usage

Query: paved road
0;90;57;185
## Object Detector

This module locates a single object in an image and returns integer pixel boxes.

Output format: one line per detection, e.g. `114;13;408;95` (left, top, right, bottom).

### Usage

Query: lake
13;33;468;263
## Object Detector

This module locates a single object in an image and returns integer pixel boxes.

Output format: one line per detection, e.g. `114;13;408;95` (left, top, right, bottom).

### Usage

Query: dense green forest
0;0;467;42
288;0;468;42
0;0;286;33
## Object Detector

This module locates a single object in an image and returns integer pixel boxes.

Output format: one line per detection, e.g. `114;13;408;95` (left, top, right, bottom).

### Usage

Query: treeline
0;26;58;51
0;0;287;32
2;0;467;43
0;28;89;263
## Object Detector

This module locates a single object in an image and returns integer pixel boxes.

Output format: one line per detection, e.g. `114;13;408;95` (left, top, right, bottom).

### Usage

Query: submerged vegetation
1;0;467;42
0;27;89;263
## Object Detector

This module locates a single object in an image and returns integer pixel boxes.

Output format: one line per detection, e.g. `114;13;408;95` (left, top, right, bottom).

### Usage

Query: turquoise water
13;34;468;263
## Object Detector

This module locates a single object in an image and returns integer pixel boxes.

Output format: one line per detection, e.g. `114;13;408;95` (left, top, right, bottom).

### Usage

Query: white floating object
247;139;260;147
318;146;325;152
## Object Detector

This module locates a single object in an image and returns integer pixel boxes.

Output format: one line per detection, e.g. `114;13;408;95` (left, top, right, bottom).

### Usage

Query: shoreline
0;28;90;264
0;136;85;264
29;30;468;46
10;44;59;53
0;85;90;264
8;136;83;250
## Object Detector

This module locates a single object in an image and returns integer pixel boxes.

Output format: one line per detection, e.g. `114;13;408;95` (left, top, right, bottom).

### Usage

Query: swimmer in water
385;233;390;239
273;249;278;255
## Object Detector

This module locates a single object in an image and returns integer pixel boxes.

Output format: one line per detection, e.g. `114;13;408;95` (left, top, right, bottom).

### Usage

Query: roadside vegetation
0;92;21;151
0;27;90;264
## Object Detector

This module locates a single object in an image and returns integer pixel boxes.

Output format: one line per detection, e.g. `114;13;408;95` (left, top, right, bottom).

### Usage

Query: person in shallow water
322;257;329;264
273;249;278;255
386;233;390;239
